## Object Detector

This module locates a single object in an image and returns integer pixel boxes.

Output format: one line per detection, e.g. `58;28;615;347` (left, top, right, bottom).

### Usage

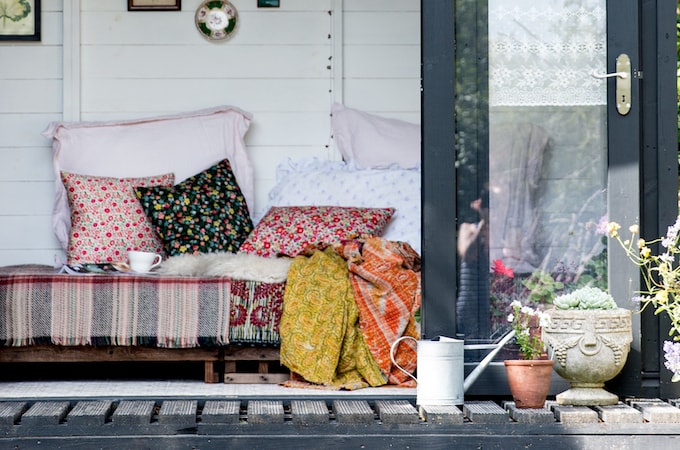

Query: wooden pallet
223;346;288;384
0;345;288;384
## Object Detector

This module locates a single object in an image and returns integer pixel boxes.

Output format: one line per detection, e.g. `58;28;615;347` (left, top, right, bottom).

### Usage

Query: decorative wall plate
195;0;238;41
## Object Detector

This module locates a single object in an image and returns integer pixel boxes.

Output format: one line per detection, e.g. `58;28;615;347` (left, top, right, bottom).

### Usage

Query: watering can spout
463;329;515;392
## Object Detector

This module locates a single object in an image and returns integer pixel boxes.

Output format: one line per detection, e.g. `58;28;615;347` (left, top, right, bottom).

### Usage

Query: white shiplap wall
0;0;63;265
0;0;420;266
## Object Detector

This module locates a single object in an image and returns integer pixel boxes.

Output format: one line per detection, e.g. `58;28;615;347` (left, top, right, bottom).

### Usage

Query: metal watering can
390;330;515;406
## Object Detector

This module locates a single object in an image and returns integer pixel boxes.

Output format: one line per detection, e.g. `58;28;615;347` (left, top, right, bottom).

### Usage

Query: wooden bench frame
0;345;284;384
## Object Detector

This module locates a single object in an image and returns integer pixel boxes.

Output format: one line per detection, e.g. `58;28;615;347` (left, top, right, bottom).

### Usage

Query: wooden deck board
67;401;112;427
0;397;678;448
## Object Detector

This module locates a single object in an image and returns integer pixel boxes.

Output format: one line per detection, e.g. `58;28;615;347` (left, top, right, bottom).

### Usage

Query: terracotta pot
504;359;554;408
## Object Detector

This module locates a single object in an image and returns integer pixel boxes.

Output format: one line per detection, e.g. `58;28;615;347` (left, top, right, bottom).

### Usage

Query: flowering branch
607;220;680;330
608;218;680;381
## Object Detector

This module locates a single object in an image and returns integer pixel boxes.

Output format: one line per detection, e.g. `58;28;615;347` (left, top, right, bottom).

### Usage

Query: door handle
591;53;632;116
591;71;628;79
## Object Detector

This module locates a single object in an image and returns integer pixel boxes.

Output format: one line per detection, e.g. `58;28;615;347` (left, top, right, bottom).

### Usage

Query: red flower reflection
492;259;514;278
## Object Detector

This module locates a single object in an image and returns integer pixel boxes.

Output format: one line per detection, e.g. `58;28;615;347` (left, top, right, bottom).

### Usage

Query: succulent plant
552;286;617;310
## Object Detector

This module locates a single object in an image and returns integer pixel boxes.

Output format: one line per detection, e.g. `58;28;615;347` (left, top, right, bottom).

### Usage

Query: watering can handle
390;336;418;384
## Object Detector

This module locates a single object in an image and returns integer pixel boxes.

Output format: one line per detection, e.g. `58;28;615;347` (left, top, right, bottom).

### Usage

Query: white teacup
127;251;162;273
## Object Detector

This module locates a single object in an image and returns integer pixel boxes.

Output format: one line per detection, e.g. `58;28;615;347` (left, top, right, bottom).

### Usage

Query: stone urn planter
542;306;632;406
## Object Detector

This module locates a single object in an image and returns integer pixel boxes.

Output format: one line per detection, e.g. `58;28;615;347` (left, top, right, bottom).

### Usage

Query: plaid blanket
0;265;285;348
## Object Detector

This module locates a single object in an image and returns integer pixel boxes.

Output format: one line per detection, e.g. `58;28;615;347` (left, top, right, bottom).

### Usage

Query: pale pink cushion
331;103;421;169
42;106;254;250
62;171;175;264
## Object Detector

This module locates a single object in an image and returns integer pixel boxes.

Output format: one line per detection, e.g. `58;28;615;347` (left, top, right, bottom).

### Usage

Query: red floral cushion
239;205;394;258
62;171;174;264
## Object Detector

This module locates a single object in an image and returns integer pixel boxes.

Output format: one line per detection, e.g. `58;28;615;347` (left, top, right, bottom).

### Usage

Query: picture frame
0;0;40;41
257;0;280;7
128;0;181;11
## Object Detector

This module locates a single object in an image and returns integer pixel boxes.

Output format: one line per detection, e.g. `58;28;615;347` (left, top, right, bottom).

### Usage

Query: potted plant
607;220;680;382
541;286;632;405
504;300;554;408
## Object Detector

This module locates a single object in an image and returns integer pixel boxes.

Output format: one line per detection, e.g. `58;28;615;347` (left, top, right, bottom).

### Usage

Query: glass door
420;0;673;396
455;0;610;343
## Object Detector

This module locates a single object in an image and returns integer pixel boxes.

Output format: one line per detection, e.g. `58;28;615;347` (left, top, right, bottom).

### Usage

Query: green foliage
521;270;564;304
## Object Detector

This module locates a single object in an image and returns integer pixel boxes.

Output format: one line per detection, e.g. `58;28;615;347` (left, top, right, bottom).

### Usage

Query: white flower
520;305;535;315
660;253;675;264
507;313;515;323
538;311;551;328
667;218;680;240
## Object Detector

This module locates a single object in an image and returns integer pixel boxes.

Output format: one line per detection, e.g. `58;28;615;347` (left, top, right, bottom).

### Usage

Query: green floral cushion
136;159;253;256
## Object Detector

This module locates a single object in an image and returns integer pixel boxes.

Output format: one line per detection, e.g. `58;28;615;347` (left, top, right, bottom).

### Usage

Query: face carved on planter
578;321;602;356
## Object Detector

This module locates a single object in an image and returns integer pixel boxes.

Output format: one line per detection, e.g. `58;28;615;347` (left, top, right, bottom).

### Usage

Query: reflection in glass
455;0;608;343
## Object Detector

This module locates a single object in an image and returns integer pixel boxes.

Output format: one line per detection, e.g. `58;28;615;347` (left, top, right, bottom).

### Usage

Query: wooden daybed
0;264;286;383
0;104;423;386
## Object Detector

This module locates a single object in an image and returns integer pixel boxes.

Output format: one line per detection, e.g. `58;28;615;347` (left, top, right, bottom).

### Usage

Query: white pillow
42;106;254;250
331;103;421;169
261;158;421;254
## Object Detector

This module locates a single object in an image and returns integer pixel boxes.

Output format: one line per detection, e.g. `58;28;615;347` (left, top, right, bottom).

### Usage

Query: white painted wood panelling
0;0;421;266
0;47;62;78
0;81;62;113
342;2;420;119
0;182;54;215
0;0;64;265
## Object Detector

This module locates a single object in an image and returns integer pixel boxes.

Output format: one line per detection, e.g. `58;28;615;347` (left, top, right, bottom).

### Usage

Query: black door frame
421;0;457;341
421;0;678;397
637;0;679;398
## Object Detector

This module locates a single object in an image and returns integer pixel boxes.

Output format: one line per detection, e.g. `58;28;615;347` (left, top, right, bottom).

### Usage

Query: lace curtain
489;0;607;106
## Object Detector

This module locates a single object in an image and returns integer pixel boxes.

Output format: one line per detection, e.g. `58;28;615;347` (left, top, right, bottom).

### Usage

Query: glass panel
455;0;608;343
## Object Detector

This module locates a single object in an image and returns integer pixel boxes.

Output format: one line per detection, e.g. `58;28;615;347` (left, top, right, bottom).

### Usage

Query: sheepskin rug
157;252;292;283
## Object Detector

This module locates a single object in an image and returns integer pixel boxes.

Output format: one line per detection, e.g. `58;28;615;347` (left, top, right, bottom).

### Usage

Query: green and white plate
195;0;238;41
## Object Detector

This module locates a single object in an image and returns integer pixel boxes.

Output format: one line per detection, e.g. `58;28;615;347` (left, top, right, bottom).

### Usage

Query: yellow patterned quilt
280;238;420;389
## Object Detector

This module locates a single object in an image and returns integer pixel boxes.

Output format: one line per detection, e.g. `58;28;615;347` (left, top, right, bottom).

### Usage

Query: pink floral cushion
62;171;175;264
239;205;394;258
